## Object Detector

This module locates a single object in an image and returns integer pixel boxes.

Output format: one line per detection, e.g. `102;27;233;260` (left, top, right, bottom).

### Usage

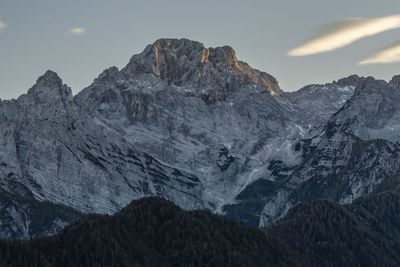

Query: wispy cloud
0;20;6;32
66;27;86;36
359;41;400;65
288;15;400;56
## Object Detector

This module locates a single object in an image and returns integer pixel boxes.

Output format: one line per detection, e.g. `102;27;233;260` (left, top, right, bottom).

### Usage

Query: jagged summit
125;38;240;73
23;70;74;114
335;74;364;87
34;70;63;89
352;76;390;95
390;74;400;88
121;38;282;96
94;66;120;83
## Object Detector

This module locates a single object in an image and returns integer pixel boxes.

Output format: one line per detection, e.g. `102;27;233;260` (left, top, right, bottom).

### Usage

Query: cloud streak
0;20;6;31
66;27;86;36
288;15;400;56
359;41;400;65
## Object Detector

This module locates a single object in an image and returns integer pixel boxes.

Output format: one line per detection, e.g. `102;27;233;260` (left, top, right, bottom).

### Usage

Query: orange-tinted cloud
288;15;400;56
359;41;400;65
67;27;86;36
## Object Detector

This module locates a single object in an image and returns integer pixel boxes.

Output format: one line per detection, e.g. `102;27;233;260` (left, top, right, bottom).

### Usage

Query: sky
0;0;400;99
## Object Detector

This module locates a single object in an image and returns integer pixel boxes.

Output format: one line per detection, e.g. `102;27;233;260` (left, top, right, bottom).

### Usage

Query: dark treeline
1;187;400;266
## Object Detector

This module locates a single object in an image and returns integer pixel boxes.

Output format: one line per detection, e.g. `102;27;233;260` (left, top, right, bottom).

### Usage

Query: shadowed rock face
1;38;400;238
334;77;400;138
0;59;207;238
285;75;363;124
390;74;400;89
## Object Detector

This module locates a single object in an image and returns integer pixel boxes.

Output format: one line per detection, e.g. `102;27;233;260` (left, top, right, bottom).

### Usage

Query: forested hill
1;189;400;266
267;188;400;266
0;197;297;267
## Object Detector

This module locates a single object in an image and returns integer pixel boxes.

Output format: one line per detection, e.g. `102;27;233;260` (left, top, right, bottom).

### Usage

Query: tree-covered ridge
0;197;297;267
267;190;400;267
1;190;400;266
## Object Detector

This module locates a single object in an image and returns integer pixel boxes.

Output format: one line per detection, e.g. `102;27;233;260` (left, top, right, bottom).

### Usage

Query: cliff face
1;38;400;238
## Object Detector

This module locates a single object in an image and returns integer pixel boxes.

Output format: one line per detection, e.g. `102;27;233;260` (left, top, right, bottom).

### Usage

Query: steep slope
225;75;365;226
0;188;82;239
258;76;400;226
0;70;206;238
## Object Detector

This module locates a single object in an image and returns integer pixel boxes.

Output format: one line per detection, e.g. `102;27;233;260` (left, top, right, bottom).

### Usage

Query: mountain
0;38;400;238
258;77;400;225
1;192;400;266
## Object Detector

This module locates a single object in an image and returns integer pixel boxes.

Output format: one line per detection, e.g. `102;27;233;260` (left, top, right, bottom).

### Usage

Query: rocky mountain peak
124;38;207;77
123;38;241;78
208;45;239;68
121;38;282;96
335;74;364;88
35;70;63;89
390;75;400;88
150;38;239;69
23;70;74;114
352;76;389;95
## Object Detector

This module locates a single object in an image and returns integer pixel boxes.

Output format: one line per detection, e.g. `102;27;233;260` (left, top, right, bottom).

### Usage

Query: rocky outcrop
390;74;400;88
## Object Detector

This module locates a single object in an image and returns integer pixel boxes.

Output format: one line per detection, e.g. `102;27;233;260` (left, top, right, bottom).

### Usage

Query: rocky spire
390;75;400;88
35;70;63;88
26;70;73;104
16;70;76;120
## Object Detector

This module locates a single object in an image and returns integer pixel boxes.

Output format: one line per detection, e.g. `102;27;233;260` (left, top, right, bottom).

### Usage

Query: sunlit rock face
121;38;283;97
1;39;400;238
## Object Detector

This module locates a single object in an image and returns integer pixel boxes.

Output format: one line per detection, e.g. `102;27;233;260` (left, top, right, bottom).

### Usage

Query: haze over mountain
0;38;400;239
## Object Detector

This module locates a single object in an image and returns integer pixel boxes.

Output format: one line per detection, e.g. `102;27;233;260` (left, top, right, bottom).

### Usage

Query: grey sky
0;0;399;99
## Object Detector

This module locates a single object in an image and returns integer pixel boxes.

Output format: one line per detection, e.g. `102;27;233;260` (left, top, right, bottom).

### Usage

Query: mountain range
0;38;400;238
